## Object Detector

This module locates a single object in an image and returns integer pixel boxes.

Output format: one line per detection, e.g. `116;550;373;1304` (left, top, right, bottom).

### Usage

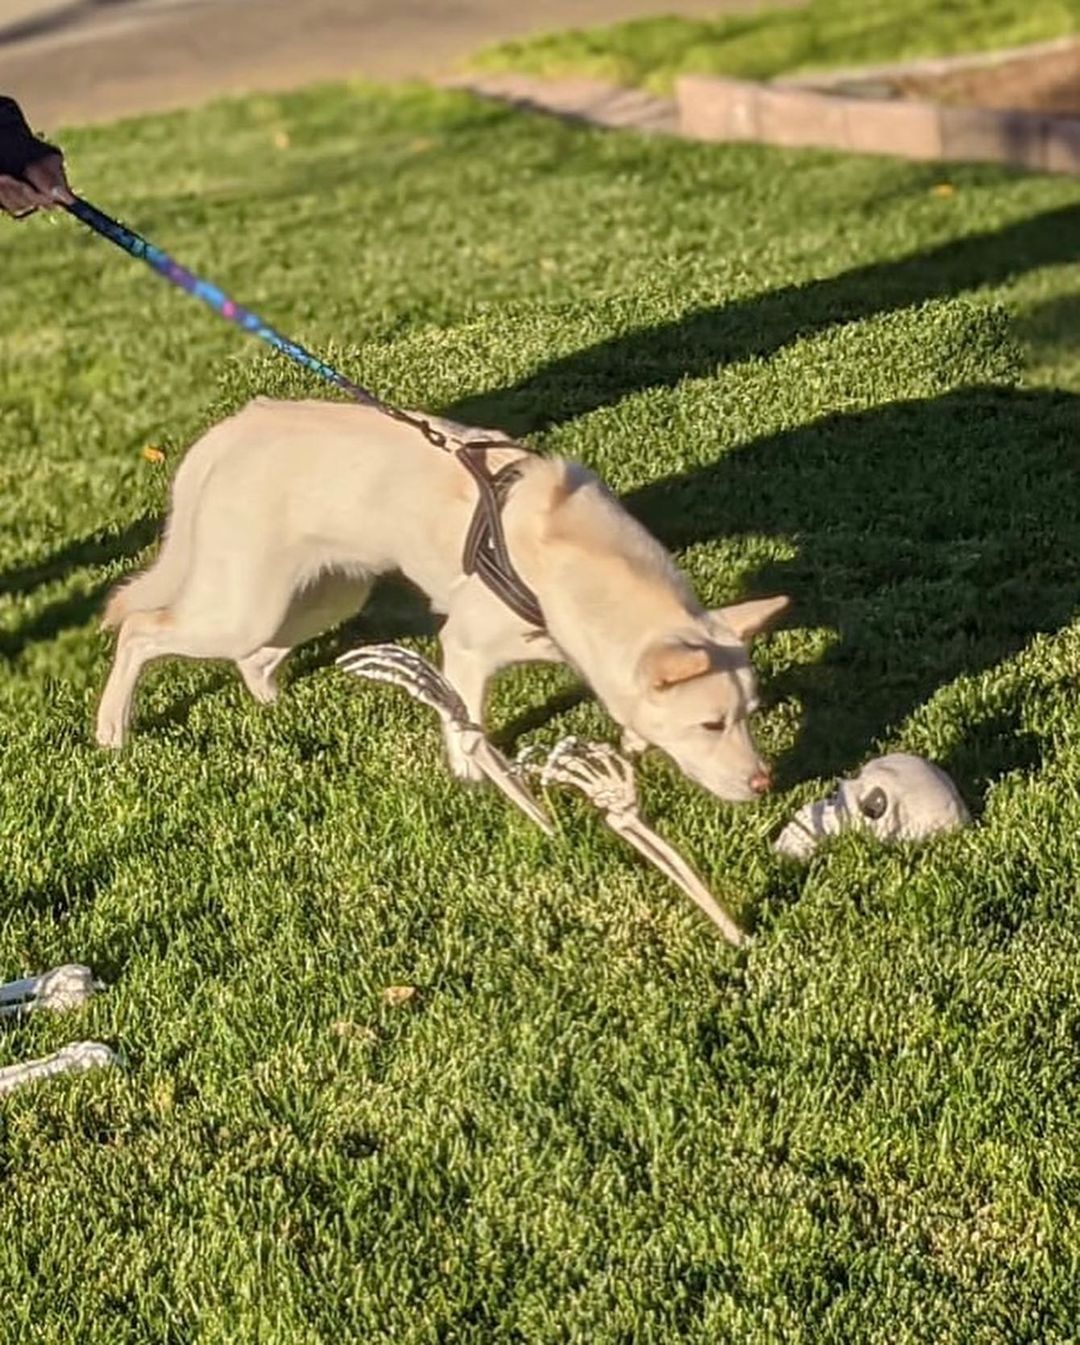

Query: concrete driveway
0;0;779;128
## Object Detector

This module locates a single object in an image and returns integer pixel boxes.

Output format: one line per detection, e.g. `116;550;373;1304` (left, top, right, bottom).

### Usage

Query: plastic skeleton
0;964;115;1097
0;1043;118;1098
338;645;747;947
774;753;970;861
0;963;101;1018
337;644;553;834
520;737;748;947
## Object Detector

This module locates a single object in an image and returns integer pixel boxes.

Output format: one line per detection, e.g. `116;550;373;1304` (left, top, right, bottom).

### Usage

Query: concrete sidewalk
0;0;777;129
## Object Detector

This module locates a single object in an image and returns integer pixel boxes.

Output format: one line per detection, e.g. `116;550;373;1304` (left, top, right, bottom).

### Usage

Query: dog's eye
859;787;888;820
701;717;727;732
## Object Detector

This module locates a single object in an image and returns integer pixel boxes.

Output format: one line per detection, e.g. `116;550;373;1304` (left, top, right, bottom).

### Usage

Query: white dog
98;398;788;802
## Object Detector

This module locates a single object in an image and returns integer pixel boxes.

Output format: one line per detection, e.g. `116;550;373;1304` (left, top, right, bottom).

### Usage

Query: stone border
438;72;676;133
775;35;1080;92
676;70;1080;174
445;44;1080;175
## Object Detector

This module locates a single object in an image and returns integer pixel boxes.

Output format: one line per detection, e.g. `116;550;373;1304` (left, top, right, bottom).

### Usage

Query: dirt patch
870;42;1080;116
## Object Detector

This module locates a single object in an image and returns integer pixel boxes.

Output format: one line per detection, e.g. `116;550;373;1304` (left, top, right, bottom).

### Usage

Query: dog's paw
94;713;127;751
448;756;485;785
244;677;279;706
620;728;647;757
237;650;283;705
445;741;485;784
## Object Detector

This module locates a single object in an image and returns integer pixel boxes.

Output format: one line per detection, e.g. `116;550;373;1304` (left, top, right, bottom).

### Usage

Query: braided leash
64;197;452;447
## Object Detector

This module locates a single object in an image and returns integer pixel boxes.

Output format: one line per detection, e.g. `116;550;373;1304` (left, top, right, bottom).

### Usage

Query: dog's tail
101;511;192;627
101;435;219;630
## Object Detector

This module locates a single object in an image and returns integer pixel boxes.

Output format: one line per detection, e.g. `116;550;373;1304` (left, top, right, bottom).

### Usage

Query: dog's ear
712;595;790;644
640;640;712;691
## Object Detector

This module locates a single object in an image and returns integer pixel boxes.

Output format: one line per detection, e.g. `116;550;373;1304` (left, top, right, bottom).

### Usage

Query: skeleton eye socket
701;717;727;733
859;787;888;820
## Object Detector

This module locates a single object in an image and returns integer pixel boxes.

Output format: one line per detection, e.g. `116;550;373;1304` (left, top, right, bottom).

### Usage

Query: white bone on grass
336;643;553;834
0;1041;118;1097
520;737;748;948
0;964;102;1019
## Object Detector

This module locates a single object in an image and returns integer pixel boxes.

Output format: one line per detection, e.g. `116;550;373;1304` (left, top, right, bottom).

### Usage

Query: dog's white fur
98;398;788;801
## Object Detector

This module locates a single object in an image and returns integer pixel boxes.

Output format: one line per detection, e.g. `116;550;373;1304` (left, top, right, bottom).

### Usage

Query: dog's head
625;595;789;803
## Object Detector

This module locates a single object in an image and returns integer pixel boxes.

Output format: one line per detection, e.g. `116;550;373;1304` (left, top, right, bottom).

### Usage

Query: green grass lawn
2;78;1080;1342
471;0;1080;91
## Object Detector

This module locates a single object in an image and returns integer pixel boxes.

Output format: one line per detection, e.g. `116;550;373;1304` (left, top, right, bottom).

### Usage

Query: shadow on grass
5;197;1077;641
3;388;1075;812
0;516;159;661
446;202;1080;435
624;384;1078;797
0;583;109;660
0;516;158;601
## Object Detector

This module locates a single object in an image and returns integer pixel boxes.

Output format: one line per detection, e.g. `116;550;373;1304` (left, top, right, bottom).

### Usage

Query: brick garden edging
447;40;1080;175
439;72;676;134
676;67;1080;175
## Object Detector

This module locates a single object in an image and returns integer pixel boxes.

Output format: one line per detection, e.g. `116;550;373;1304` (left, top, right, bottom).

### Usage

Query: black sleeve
0;96;60;179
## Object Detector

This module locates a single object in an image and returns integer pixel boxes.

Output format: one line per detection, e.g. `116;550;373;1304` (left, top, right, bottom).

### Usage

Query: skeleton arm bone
0;964;101;1018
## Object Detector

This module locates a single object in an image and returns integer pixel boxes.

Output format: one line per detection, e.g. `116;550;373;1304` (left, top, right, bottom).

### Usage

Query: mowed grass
1;80;1080;1342
471;0;1080;91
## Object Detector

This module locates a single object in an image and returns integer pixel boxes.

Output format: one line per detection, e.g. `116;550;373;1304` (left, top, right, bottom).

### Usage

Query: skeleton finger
0;1041;118;1097
469;738;553;834
531;738;638;815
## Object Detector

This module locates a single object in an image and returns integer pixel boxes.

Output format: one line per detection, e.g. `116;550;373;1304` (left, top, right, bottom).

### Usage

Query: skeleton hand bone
520;737;749;947
0;1041;118;1097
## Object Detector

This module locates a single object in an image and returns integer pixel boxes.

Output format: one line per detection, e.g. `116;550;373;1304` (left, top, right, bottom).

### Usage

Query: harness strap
457;444;545;630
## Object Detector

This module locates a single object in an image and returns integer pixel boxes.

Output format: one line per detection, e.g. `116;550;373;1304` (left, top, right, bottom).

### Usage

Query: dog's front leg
438;641;496;782
621;727;648;757
439;579;562;782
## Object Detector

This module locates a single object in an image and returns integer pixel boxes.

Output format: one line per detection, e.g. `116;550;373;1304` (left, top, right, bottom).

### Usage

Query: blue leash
63;195;453;449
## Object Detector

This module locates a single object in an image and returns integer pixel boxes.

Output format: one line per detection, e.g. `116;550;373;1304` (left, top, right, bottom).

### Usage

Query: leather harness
455;441;545;630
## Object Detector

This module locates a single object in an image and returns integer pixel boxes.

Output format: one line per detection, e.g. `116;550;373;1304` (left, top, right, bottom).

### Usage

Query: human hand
0;152;72;217
0;95;72;217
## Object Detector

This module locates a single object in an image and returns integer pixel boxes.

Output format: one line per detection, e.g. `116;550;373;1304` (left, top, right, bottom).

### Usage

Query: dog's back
104;397;524;627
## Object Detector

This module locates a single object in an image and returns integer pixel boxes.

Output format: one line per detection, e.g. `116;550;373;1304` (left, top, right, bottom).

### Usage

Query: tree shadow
940;705;1044;821
0;516;157;601
491;686;593;754
623;384;1078;791
4;198;1078;770
0;581;109;660
445;202;1080;435
108;387;1077;790
0;515;158;662
5;198;1079;662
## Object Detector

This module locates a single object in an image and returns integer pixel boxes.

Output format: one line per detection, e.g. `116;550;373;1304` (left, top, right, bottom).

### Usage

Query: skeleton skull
774;753;970;861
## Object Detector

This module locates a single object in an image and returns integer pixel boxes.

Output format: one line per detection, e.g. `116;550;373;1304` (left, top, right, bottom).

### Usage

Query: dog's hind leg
237;646;290;704
96;608;185;749
97;558;319;747
234;570;374;705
